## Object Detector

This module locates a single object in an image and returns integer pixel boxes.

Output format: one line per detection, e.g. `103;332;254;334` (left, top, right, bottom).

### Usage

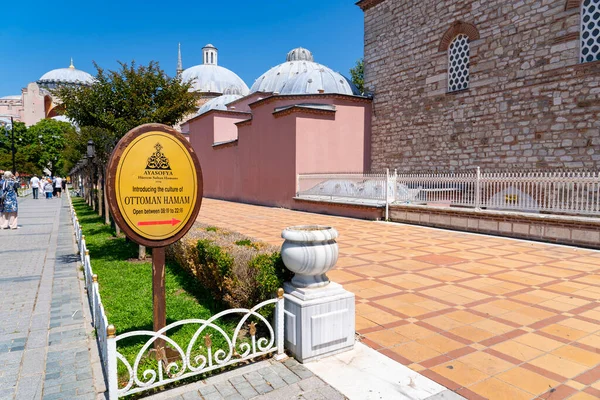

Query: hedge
167;223;292;311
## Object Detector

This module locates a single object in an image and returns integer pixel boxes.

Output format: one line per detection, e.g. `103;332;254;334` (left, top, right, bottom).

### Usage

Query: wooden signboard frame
106;123;203;338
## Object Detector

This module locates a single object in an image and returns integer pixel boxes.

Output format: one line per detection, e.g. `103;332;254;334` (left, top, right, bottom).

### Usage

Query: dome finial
202;44;218;66
69;57;75;69
286;47;314;62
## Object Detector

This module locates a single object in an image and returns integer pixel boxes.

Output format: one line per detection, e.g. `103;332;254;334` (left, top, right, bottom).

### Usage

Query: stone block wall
389;203;600;249
359;0;600;171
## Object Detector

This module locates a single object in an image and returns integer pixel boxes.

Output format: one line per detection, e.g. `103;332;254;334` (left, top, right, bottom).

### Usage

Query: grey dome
196;94;243;116
38;60;94;86
286;47;314;62
181;65;249;94
279;68;360;95
0;95;21;100
181;43;249;95
51;115;80;131
251;48;360;95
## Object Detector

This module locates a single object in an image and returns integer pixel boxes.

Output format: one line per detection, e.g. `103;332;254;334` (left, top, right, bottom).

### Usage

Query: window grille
448;34;470;92
581;0;600;63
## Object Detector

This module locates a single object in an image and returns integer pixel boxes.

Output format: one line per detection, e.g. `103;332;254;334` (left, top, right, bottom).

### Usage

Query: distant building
185;47;372;211
357;0;600;170
0;59;93;126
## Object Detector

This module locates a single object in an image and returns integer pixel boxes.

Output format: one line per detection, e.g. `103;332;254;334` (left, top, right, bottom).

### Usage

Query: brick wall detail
362;0;600;171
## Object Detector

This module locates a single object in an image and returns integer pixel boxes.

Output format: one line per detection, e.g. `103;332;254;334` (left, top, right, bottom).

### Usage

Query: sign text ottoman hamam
107;123;203;246
106;123;203;345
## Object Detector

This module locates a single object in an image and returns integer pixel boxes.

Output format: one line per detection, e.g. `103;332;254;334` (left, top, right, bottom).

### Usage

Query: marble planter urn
280;225;355;363
281;225;339;289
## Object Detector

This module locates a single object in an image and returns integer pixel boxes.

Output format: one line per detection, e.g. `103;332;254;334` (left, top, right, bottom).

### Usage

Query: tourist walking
0;171;20;229
30;175;40;199
44;178;53;199
38;177;44;198
54;176;63;198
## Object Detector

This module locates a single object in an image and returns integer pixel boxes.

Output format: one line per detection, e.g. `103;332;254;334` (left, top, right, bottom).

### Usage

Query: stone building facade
358;0;600;171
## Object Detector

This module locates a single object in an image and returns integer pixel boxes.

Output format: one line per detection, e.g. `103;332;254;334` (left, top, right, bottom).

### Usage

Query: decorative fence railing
67;189;285;399
115;298;285;397
297;169;600;217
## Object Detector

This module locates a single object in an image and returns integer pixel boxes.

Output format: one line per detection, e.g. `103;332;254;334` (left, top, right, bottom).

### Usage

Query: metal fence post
274;288;286;360
80;236;86;262
475;167;481;209
296;174;300;197
385;169;390;220
106;325;118;400
92;274;98;327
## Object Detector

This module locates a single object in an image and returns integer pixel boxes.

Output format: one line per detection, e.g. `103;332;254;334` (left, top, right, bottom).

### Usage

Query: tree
350;58;365;94
53;60;198;138
54;60;198;257
26;119;74;176
0;121;62;176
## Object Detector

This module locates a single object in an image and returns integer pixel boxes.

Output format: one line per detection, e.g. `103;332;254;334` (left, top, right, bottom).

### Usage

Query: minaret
177;43;183;77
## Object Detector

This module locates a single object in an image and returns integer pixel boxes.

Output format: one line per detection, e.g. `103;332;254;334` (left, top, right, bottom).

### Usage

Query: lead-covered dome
279;68;359;95
181;44;249;95
251;47;361;95
196;94;243;116
37;59;94;87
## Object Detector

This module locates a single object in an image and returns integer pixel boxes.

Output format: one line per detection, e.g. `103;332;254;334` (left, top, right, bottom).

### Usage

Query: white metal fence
297;169;600;217
68;190;112;390
67;190;285;399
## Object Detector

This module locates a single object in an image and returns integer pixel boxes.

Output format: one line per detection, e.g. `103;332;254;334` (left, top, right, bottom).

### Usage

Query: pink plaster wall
22;83;47;126
188;112;246;202
214;113;243;143
189;94;372;211
0;100;24;122
295;98;372;174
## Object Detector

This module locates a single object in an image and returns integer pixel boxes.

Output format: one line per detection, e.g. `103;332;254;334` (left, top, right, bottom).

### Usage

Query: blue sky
0;0;364;96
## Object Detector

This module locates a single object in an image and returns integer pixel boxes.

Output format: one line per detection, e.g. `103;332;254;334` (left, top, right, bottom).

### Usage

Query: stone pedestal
283;281;355;363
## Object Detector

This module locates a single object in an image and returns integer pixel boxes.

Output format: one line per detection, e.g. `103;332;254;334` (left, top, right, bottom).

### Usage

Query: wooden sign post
106;123;203;339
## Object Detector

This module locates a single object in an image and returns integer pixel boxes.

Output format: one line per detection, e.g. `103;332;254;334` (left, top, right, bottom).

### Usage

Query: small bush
196;239;234;298
235;239;258;249
167;223;293;312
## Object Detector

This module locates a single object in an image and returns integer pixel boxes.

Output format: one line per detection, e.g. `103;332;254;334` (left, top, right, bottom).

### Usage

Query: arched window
581;0;600;63
211;52;214;64
448;34;470;92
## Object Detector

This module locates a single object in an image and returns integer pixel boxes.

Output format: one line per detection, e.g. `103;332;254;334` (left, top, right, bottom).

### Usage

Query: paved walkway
147;358;345;400
197;198;600;400
0;195;96;400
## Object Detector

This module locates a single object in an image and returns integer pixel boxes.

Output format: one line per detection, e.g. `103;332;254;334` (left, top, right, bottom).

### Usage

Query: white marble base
305;342;454;400
283;281;355;363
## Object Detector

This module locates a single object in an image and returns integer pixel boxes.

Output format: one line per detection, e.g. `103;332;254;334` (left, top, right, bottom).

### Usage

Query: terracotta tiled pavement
198;198;600;400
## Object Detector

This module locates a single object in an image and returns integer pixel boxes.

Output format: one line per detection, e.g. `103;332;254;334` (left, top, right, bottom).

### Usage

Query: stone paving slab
197;198;600;400
144;358;345;400
0;195;97;400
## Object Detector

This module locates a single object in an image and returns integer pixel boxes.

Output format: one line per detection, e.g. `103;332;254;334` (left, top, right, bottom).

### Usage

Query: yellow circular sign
114;130;199;241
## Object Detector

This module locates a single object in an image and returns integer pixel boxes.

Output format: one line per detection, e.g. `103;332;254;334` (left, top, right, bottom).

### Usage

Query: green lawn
70;197;255;394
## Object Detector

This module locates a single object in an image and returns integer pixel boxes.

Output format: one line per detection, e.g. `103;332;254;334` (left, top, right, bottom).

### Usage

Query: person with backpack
0;171;20;229
44;178;54;199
